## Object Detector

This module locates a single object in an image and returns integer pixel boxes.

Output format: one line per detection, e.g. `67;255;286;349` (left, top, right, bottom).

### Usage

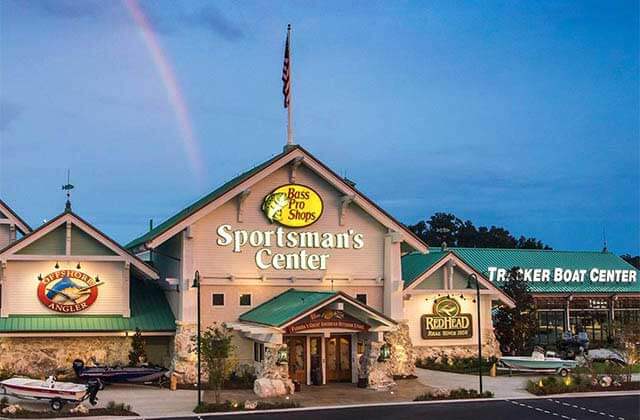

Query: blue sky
1;1;638;254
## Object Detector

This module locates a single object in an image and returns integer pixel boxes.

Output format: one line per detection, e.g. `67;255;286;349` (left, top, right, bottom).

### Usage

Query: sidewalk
415;368;534;398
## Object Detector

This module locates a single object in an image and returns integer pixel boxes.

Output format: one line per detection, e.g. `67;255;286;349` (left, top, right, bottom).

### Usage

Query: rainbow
122;0;206;182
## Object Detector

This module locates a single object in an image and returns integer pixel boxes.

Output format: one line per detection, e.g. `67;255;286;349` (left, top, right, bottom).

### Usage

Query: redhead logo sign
262;184;323;228
37;270;101;313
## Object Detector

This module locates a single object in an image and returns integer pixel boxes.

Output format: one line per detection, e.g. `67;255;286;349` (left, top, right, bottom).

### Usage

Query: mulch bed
527;380;640;396
0;408;138;418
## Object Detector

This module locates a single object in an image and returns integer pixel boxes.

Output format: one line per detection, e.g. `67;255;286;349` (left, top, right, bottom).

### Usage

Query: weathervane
62;169;74;212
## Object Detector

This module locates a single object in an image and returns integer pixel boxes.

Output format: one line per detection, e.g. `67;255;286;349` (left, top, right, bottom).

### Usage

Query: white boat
499;349;578;376
0;376;100;411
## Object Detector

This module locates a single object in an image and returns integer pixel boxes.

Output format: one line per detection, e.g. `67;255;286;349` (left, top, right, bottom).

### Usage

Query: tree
493;267;538;355
408;212;551;250
621;254;640;270
195;324;236;404
128;329;147;366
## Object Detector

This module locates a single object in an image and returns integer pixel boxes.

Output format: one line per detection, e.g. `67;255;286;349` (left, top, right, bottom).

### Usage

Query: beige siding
404;293;494;347
70;226;117;256
192;165;386;281
3;260;127;315
199;284;383;324
0;225;10;250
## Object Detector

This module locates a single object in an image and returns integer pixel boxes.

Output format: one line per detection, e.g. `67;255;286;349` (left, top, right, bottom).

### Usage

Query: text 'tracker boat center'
0;145;638;393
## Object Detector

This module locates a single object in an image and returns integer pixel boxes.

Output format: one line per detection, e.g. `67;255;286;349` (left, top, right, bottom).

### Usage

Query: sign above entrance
421;297;472;339
37;270;101;313
286;309;369;333
262;184;323;228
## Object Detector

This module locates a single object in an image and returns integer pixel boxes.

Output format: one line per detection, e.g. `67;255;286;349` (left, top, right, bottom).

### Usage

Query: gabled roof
0;199;31;235
403;250;516;308
0;278;175;334
403;248;640;294
239;288;396;329
126;145;428;253
0;209;158;279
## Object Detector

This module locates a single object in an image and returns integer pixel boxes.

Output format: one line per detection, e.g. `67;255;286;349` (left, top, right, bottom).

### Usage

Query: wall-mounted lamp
95;275;100;283
54;262;60;269
378;343;391;362
76;263;82;270
276;347;289;365
37;274;43;281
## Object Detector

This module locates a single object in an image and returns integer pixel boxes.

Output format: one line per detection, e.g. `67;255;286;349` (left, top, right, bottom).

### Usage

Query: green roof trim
126;149;292;250
0;278;175;333
402;248;640;294
239;289;337;327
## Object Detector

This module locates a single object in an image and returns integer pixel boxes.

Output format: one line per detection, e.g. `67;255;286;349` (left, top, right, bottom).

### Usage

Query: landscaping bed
0;398;138;418
527;375;640;396
194;399;300;413
416;356;499;375
414;388;494;401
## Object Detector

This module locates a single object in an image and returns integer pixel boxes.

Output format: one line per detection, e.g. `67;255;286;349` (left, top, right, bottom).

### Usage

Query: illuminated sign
421;297;472;339
216;225;364;270
286;309;369;333
37;270;101;313
262;184;323;228
487;267;637;284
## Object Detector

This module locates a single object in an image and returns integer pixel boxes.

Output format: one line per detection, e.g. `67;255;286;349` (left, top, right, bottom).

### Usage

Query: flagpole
286;24;293;146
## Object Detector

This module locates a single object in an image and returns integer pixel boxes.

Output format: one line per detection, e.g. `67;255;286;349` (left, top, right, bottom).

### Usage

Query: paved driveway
415;368;534;398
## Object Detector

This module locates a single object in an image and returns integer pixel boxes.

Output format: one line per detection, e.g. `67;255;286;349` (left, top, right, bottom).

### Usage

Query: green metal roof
239;289;337;327
126;149;292;250
0;278;175;333
402;248;640;294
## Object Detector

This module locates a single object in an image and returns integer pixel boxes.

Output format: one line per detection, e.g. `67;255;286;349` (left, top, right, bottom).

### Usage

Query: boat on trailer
499;348;578;376
73;359;169;386
0;376;100;411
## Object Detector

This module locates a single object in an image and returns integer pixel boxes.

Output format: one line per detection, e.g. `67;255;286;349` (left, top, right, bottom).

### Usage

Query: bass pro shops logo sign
262;184;323;228
421;297;472;339
37;270;101;313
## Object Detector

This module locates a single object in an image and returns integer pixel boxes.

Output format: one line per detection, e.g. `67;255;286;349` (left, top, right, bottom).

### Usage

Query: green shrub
194;399;300;413
414;388;494;401
416;356;498;374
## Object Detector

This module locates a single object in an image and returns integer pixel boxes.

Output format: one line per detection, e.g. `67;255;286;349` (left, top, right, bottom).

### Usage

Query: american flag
282;24;291;108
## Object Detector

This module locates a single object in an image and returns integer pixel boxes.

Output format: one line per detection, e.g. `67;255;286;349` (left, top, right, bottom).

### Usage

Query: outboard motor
86;379;101;406
72;359;85;377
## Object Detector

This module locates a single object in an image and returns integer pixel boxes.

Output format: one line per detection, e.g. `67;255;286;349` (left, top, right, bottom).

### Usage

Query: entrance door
309;336;323;385
286;336;306;383
325;335;351;382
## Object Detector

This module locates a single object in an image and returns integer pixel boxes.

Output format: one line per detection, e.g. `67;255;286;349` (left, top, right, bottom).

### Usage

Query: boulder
253;378;295;398
244;400;258;410
71;404;90;414
2;404;23;415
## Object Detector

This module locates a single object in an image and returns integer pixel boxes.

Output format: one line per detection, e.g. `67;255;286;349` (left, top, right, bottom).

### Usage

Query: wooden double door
286;335;352;384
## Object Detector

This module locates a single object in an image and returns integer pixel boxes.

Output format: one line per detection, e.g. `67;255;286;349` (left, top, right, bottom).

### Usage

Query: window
239;293;252;307
355;293;367;305
212;293;225;306
253;342;264;362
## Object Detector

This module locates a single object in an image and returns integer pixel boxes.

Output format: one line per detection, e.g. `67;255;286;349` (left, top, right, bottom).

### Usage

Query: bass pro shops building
126;145;514;393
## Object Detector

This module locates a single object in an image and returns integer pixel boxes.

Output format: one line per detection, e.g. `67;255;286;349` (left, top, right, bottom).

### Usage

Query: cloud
0;100;22;131
187;6;244;41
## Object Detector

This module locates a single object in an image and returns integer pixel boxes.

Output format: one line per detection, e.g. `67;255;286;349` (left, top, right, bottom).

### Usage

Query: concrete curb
14;390;639;420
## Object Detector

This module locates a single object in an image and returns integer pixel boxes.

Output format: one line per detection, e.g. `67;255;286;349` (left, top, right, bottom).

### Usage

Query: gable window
254;342;265;362
239;293;252;307
355;293;367;305
212;293;225;307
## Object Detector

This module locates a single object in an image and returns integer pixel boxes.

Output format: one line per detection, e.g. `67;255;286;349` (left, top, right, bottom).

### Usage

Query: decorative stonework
0;336;130;377
413;329;502;361
359;339;394;390
172;322;199;384
252;343;293;397
384;323;415;377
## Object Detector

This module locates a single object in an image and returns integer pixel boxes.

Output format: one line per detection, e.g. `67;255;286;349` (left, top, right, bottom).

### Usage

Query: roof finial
62;169;74;212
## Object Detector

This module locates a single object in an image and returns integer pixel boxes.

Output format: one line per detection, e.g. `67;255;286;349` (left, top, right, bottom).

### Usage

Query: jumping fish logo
262;192;289;223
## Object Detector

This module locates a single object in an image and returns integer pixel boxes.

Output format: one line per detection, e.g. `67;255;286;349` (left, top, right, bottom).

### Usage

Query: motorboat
499;348;578;376
73;359;169;386
0;376;100;411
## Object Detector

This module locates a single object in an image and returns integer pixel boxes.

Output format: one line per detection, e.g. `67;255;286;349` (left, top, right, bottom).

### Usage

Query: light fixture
276;347;289;365
95;275;100;282
37;274;43;281
378;343;391;362
54;262;59;269
76;263;81;270
459;294;464;299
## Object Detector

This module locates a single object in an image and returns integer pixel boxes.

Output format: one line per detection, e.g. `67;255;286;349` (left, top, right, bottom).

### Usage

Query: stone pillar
359;334;394;390
172;322;199;384
384;323;416;377
253;343;294;397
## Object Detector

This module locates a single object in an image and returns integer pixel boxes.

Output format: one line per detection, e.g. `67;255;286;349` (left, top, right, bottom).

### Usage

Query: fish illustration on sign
262;192;289;223
46;276;85;302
